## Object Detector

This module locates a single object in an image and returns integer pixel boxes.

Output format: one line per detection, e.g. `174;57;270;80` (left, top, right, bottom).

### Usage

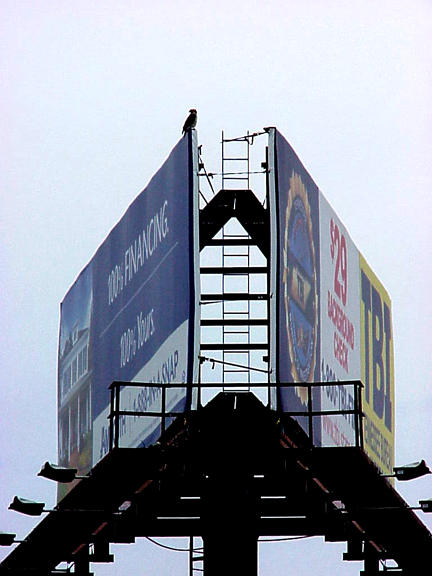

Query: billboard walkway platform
1;392;431;575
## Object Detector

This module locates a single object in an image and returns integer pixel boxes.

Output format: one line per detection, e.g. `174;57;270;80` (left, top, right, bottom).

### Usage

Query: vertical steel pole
265;144;271;409
161;384;166;436
202;475;258;576
109;385;115;451
354;382;360;448
114;384;120;449
74;545;90;575
203;532;258;576
189;536;194;576
358;381;364;450
363;542;380;574
308;383;314;446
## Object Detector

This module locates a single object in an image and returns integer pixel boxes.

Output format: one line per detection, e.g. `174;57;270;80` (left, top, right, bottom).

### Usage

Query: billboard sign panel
58;132;199;484
269;128;394;474
319;194;361;447
360;255;394;473
271;130;321;443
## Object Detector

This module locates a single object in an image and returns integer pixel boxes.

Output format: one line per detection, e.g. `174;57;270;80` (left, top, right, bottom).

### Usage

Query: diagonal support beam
199;189;269;257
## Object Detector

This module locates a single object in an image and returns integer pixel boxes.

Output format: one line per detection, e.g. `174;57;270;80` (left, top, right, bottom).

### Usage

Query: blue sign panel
58;132;199;480
271;130;321;441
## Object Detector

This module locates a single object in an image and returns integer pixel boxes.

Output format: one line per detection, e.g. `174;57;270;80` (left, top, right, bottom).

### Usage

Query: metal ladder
194;130;271;574
198;131;270;395
189;536;204;576
220;131;252;389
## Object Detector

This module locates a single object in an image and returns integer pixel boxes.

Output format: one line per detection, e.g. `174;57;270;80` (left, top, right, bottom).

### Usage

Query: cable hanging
198;149;216;196
201;170;266;177
259;535;312;542
145;536;203;553
199;354;270;375
145;535;312;551
222;130;268;144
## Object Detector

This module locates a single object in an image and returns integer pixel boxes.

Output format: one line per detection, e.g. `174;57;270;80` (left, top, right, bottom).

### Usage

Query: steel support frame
201;475;258;576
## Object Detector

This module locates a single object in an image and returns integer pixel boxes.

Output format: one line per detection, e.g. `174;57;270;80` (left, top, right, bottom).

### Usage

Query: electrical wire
145;534;312;553
206;170;266;177
200;354;270;375
258;535;312;542
198;153;216;196
145;536;202;553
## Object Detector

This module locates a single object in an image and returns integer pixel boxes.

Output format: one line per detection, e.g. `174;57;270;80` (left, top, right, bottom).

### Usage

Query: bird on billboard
182;108;197;136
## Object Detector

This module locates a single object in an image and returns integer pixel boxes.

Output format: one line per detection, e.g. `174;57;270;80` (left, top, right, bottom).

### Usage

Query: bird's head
189;108;197;114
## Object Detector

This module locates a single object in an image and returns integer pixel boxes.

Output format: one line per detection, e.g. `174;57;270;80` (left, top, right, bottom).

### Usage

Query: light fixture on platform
8;496;46;517
382;460;431;481
418;499;432;513
0;532;23;546
38;462;88;483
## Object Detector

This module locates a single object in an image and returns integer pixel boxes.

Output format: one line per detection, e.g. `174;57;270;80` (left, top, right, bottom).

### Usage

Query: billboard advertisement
58;132;199;485
269;128;394;474
319;194;361;447
270;130;321;443
360;255;394;474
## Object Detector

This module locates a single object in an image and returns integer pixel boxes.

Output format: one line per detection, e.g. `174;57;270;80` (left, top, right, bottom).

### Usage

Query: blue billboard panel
269;129;321;440
58;132;199;480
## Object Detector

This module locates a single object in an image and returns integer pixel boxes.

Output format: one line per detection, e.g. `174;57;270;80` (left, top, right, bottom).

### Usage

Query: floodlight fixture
382;460;431;481
419;499;432;513
38;462;88;483
0;532;18;546
341;497;432;514
8;496;46;517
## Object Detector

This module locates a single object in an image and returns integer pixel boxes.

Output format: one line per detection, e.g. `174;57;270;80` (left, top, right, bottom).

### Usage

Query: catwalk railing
108;380;364;451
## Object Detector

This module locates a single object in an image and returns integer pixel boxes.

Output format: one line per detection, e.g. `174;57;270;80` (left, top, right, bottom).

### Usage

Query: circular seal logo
282;172;318;399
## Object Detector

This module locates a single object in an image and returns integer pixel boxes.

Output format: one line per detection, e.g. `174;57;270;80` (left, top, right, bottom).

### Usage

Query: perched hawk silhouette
182;109;197;136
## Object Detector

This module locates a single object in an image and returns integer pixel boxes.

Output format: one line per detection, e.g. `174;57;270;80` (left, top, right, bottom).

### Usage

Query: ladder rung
200;266;267;275
224;157;249;161
206;239;257;246
201;293;268;301
200;343;268;350
222;309;252;314
224;327;249;332
201;319;268;326
223;311;252;316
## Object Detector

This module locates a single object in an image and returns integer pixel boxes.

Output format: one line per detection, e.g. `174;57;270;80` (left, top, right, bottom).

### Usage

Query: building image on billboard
58;265;93;483
269;128;394;474
57;132;199;497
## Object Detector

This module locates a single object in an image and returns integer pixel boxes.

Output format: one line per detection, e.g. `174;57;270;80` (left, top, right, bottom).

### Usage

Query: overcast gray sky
1;1;432;574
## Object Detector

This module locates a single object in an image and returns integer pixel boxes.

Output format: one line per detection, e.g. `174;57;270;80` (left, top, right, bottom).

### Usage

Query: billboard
360;255;394;473
270;130;321;442
269;128;394;473
319;193;361;448
58;132;199;484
